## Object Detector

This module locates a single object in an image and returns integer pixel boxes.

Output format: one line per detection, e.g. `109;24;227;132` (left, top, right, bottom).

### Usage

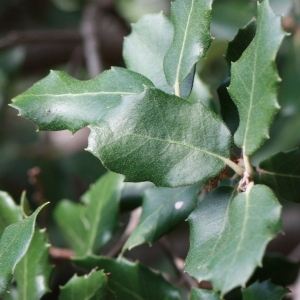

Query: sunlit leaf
190;288;220;300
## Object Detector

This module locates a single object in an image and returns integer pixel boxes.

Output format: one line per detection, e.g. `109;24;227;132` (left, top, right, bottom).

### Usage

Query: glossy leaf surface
0;203;48;296
122;185;199;252
59;269;114;300
14;229;52;300
88;88;232;187
74;256;181;299
257;149;300;202
55;172;124;256
228;0;286;155
242;280;289;300
186;185;282;295
11;67;154;133
164;0;213;92
190;288;220;300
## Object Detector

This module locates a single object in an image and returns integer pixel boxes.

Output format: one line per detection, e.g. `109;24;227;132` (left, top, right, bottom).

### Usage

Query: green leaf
87;87;232;187
242;281;289;300
73;256;181;299
164;0;213;94
0;203;48;296
256;149;300;202
122;185;199;252
228;0;286;155
54;172;124;256
185;185;282;295
14;229;52;300
10;67;154;134
190;288;220;300
0;191;22;236
59;269;114;300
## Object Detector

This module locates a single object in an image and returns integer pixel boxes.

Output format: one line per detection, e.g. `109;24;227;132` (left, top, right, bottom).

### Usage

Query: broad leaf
186;185;282;295
228;0;286;155
55;172;124;256
0;191;22;236
256;149;300;202
10;67;154;134
59;269;114;300
242;280;289;300
74;256;181;299
122;185;199;252
88;88;233;187
164;0;213;95
190;288;220;300
0;203;48;296
14;229;52;300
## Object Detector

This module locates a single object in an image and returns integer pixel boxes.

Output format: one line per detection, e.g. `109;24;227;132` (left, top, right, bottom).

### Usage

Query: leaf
14;229;52;300
0;203;48;296
190;288;220;300
228;0;286;155
256;149;300;202
122;185;199;252
87;87;233;188
73;256;181;300
10;67;154;134
164;0;213;94
54;172;124;256
0;191;22;236
185;185;282;295
242;280;289;300
59;269;115;300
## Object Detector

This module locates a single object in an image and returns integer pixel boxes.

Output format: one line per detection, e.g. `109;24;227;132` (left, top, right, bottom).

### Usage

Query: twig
106;207;142;258
49;246;74;261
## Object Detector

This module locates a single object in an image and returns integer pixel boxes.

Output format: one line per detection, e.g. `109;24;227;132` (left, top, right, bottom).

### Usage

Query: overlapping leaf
228;0;286;155
0;203;48;296
122;185;199;252
256;149;300;202
242;281;289;300
59;269;114;300
190;288;220;300
10;67;154;133
88;88;233;187
185;185;282;295
74;256;181;299
164;0;213;95
54;172;124;256
14;229;52;300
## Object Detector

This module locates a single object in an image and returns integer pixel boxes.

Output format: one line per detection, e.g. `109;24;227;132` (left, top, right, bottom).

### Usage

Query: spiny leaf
242;280;289;300
87;87;233;188
185;185;282;295
256;148;300;202
73;256;181;299
0;203;48;296
10;67;154;134
164;0;213;95
54;172;124;256
228;0;286;155
59;269;114;300
122;185;199;252
14;229;52;300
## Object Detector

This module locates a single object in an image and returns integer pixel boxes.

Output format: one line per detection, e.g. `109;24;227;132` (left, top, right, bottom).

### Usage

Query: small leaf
0;203;48;296
73;256;181;299
14;229;52;300
228;0;286;155
190;288;220;300
0;191;22;236
87;88;232;187
59;269;114;300
256;149;300;202
242;280;289;300
186;185;282;295
55;172;124;256
122;185;199;252
10;67;154;134
164;0;213;93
